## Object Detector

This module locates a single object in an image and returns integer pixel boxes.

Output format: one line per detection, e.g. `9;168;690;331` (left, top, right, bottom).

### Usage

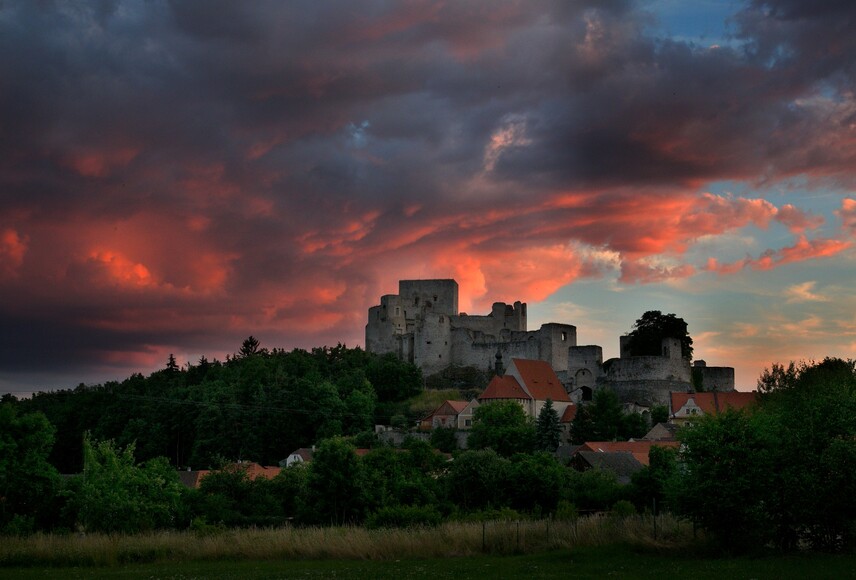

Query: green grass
4;546;856;579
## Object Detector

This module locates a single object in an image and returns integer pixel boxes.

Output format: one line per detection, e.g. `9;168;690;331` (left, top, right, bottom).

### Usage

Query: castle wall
399;279;458;316
450;328;541;371
538;323;576;372
568;345;603;390
451;301;527;335
604;356;691;383
699;366;735;392
412;312;452;375
600;356;692;406
449;323;575;373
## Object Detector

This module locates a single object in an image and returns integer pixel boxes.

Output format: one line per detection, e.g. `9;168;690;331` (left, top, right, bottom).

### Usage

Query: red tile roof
511;359;571;402
560;404;577;423
670;391;759;415
480;375;531;400
184;462;281;489
579;441;680;466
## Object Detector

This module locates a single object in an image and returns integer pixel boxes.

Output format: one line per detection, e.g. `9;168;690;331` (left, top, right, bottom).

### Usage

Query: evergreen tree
535;399;562;451
239;336;261;358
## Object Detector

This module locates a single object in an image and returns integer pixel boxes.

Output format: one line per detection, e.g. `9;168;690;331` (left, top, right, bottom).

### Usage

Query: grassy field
3;517;855;579
4;546;856;579
0;516;694;567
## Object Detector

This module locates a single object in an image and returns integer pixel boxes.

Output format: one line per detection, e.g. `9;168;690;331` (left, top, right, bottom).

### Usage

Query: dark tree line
11;343;421;473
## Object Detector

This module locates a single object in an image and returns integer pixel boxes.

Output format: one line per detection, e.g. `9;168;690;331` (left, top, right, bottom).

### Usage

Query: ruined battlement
366;279;735;401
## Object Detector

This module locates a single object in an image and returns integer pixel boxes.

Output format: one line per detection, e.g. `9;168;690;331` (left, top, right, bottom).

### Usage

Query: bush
555;500;579;522
611;500;637;519
365;505;442;529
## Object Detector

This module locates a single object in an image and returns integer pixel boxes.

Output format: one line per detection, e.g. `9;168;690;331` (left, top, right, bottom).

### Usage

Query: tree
444;449;509;511
650;405;669;426
625;310;693;360
430;426;458;453
674;359;856;551
75;436;184;533
239;336;261;358
303;437;366;524
166;353;179;373
468;400;535;456
0;405;60;532
571;389;624;443
673;409;774;551
535;399;562;452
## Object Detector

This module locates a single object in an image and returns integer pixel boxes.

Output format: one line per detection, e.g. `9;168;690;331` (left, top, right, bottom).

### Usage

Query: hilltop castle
365;279;735;406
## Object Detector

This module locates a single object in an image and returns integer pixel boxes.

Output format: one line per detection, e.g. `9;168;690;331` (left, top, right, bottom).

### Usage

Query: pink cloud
775;204;824;233
837;198;856;236
706;235;851;274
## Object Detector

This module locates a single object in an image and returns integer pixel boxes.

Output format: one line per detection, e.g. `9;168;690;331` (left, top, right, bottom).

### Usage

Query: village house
479;357;575;420
178;461;282;489
575;440;681;467
670;391;759;424
419;400;475;430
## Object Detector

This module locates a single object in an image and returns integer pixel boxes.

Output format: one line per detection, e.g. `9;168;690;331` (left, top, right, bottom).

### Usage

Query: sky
2;0;856;395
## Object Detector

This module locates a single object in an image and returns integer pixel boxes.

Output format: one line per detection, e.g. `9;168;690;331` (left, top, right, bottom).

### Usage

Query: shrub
611;500;637;519
555;500;579;522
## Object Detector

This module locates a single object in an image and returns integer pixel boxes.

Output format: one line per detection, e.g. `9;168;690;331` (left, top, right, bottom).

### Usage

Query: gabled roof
579;440;680;466
641;422;678;441
240;462;281;480
437;400;469;415
560;404;578;423
575;451;645;483
289;448;314;461
510;359;571;402
480;375;531;400
670;391;759;415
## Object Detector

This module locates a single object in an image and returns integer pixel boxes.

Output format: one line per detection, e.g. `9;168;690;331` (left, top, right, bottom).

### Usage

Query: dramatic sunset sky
2;0;855;395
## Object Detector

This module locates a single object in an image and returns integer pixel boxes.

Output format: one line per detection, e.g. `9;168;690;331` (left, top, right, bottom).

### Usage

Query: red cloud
62;147;139;178
0;228;27;277
706;235;851;274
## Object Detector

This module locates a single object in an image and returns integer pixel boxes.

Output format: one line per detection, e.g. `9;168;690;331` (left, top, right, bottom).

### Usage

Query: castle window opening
415;296;419;305
561;331;567;341
395;307;400;316
433;295;438;302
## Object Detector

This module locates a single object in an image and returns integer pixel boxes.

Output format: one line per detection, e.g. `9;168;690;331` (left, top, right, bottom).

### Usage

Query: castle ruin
365;279;735;406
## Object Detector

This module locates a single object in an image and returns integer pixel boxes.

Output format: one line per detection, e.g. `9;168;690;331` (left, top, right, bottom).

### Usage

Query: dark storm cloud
1;0;855;384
